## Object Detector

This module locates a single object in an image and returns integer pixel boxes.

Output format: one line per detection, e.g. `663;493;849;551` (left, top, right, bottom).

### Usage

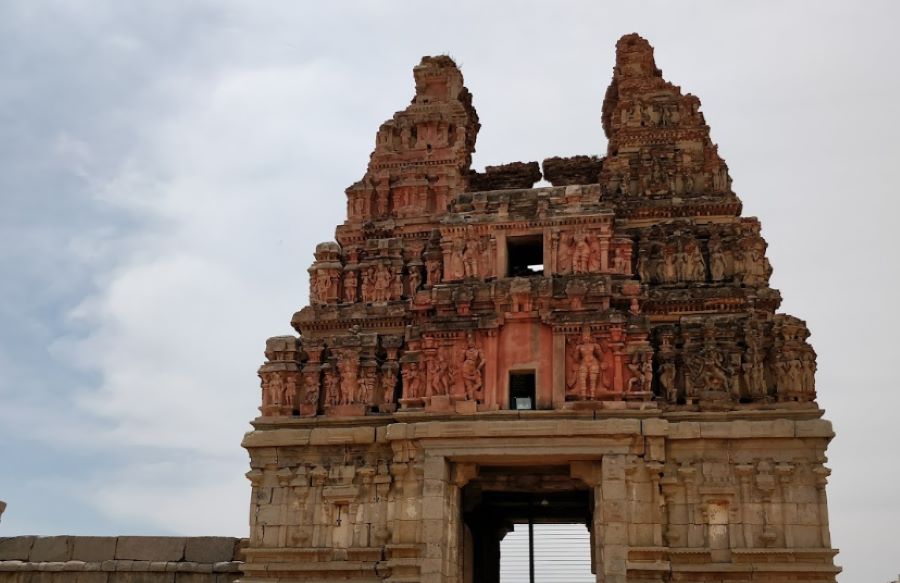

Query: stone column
421;455;450;583
776;463;795;548
600;456;629;583
552;331;567;408
735;463;755;548
813;464;832;548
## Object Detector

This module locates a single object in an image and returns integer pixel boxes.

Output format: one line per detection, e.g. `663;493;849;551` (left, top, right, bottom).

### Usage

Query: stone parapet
0;537;245;583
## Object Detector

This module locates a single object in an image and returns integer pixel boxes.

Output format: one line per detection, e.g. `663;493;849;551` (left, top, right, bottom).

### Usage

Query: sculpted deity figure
460;233;481;278
618;172;631;196
282;375;296;409
626;354;650;393
663;245;678;283
641;357;653;392
659;361;678;402
742;326;767;399
343;270;358;303
743;357;767;400
612;247;628;274
701;347;729;391
361;267;374;303
459;335;485;400
373;264;393;302
571;326;609;398
775;357;792;399
376;190;389;217
686;241;706;281
302;370;320;407
789;357;804;392
708;237;727;282
429;350;453;396
358;366;378;405
262;373;283;409
336;352;361;406
660;103;674;127
407;265;422;296
381;365;398;404
732;248;745;283
425;256;442;287
800;352;816;396
323;367;341;407
682;172;695;195
743;245;767;285
636;248;651;282
312;271;331;303
392;269;403;300
402;362;423;399
571;232;593;274
352;194;366;218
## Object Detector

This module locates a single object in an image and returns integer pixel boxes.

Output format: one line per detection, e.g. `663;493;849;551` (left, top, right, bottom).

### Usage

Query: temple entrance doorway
460;465;595;583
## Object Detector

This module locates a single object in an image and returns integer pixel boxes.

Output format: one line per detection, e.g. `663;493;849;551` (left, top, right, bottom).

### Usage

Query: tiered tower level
242;35;838;582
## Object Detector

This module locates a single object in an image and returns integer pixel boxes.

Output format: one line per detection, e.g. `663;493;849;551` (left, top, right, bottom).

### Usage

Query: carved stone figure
402;362;423;399
612;247;628;274
460;233;480;278
429;350;453;396
358;366;378;405
337;354;359;405
663;245;678;283
425;256;442;287
627;354;652;393
376;190;389;217
373;264;393;302
323;366;340;407
381;364;398;404
361;267;374;303
407;265;422;296
302;369;320;407
262;373;283;409
569;326;609;398
343;270;358;303
312;271;332;304
709;237;727;282
459;335;484;400
572;232;593;274
659;361;678;402
686;241;706;281
637;248;651;281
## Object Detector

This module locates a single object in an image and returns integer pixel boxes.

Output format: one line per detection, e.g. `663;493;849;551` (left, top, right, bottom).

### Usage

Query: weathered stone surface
542;155;603;186
182;540;234;564
72;539;117;563
468;161;542;191
30;537;73;562
114;539;185;562
0;537;35;561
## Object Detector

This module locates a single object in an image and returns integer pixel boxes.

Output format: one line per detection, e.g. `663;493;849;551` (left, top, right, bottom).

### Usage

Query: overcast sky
0;1;897;581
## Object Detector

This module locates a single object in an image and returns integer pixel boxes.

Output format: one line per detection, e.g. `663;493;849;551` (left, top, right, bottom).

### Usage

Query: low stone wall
0;537;244;583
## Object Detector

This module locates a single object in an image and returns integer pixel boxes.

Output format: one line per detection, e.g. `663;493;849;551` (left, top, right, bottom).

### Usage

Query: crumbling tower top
345;55;480;225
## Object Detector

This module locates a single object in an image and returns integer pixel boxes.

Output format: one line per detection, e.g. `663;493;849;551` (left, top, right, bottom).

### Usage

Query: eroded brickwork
243;34;838;582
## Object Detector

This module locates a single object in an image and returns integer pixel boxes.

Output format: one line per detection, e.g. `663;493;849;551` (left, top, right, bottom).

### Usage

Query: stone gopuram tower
241;35;839;583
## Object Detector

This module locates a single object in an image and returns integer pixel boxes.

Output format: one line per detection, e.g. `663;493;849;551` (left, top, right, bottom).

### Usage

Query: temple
242;34;839;582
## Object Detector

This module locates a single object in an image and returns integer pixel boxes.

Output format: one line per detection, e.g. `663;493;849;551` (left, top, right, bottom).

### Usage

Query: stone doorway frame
387;417;649;583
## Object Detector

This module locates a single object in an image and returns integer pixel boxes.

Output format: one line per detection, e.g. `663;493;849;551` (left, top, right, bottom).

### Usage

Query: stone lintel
241;416;834;451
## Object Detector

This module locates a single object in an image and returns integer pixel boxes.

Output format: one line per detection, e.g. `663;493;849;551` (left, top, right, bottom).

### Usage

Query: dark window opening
507;235;544;276
509;371;536;410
